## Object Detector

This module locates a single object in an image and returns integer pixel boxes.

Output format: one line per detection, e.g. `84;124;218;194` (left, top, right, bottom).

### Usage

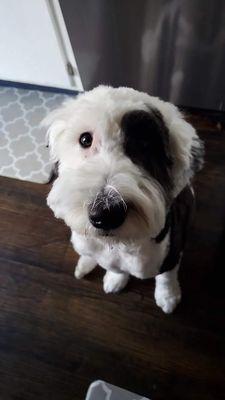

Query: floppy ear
42;102;70;162
46;119;66;162
157;101;204;195
42;95;83;161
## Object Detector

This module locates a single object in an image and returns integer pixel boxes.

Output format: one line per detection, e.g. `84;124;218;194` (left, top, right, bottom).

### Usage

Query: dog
44;85;203;313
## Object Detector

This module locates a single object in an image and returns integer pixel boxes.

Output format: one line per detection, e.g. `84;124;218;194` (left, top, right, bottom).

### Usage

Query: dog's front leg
154;264;181;313
103;270;129;293
74;255;97;279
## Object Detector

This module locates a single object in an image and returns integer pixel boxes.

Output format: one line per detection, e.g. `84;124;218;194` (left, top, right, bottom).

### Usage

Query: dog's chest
71;232;169;279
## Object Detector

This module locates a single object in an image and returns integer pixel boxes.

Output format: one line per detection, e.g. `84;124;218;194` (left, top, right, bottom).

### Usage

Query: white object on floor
0;86;73;183
85;380;150;400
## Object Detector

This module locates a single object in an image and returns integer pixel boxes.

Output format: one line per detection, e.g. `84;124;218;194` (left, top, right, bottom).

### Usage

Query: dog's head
44;86;203;241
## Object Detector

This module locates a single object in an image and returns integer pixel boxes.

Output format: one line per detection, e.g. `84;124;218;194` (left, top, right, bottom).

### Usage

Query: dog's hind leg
154;263;181;314
74;255;97;279
103;270;129;293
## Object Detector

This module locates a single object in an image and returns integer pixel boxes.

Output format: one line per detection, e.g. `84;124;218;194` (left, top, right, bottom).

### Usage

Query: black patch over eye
79;132;93;148
121;109;173;191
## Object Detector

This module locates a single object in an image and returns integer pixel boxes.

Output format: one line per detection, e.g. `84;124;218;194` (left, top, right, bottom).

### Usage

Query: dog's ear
42;105;68;162
42;95;83;161
46;120;66;162
156;101;204;195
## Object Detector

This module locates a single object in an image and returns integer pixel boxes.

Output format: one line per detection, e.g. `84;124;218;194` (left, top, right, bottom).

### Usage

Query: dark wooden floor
0;111;225;400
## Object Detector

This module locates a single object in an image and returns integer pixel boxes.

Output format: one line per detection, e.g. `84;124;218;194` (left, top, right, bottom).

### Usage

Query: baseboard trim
0;79;82;95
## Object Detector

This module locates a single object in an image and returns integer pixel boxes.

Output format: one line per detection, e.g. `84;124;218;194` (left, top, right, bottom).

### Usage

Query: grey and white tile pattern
0;86;73;183
86;380;150;400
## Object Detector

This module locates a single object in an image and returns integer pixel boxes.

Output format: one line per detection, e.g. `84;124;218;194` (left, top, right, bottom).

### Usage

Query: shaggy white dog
44;85;203;313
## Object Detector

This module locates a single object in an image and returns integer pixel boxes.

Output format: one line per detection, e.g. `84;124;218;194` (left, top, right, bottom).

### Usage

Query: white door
0;0;83;91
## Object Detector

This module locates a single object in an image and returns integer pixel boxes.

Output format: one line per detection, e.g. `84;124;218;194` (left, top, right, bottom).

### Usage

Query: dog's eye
79;132;93;148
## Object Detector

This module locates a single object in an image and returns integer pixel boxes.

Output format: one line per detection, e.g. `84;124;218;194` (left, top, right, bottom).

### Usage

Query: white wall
0;0;82;90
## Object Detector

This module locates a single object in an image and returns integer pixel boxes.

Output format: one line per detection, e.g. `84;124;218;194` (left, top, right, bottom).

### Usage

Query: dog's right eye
79;132;93;148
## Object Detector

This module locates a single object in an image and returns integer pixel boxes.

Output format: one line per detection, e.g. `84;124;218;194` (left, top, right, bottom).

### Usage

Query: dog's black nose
89;201;127;230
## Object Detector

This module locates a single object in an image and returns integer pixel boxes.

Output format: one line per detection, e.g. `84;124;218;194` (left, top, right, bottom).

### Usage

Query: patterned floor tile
0;86;74;183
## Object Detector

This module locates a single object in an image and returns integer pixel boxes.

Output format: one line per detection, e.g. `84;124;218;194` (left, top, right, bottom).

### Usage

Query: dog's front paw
154;266;181;313
155;292;181;314
74;265;86;279
103;271;129;293
74;256;96;279
154;286;181;314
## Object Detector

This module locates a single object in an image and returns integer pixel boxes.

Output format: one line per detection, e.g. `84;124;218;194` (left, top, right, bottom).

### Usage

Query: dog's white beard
47;159;166;242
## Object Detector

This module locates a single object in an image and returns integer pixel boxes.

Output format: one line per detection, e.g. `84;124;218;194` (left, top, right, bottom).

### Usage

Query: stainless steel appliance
60;0;225;110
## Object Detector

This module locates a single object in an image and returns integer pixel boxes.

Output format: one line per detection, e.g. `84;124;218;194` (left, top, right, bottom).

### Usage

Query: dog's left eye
79;132;93;148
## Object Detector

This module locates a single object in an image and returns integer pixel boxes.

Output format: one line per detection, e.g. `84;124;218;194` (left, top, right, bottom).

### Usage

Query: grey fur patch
191;137;204;173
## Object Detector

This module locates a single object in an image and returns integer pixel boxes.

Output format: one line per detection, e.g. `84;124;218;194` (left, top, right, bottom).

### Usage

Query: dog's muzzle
88;189;127;231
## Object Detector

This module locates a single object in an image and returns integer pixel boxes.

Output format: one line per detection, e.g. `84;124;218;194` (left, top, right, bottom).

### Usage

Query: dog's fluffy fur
44;86;203;313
